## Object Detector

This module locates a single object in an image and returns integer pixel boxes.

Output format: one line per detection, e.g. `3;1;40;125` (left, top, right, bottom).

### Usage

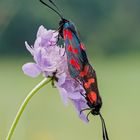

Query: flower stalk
6;78;52;140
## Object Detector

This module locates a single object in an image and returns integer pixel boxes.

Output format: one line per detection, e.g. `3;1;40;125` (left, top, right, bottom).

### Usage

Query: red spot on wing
67;30;72;40
83;78;95;89
63;29;67;40
79;65;89;77
87;91;97;103
73;48;78;54
63;29;72;40
80;43;86;50
84;65;89;75
88;78;95;84
79;71;84;77
67;44;73;52
67;45;78;54
84;82;89;89
69;58;80;70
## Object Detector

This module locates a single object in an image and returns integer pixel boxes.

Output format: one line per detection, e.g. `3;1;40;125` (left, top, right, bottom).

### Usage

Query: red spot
83;78;95;89
74;62;80;70
79;71;85;77
73;48;78;54
67;44;73;52
69;58;80;70
63;29;72;40
84;65;89;75
87;91;97;103
80;43;86;50
84;82;90;89
69;59;75;65
79;65;89;77
63;29;67;40
67;30;72;40
68;44;78;54
67;45;78;54
88;78;95;85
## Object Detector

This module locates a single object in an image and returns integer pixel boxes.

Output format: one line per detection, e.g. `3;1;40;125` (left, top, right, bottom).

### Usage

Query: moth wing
64;28;89;78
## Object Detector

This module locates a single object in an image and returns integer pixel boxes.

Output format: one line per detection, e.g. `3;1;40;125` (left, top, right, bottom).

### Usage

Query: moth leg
80;108;91;115
86;111;92;121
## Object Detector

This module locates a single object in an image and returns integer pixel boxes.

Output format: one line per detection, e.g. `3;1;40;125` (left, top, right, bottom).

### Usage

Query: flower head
22;25;88;122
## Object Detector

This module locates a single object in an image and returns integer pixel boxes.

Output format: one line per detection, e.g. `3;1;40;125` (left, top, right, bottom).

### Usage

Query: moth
39;1;109;140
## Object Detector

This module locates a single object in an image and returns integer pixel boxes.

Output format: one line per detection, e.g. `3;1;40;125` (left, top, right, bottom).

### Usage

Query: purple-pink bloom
22;25;89;123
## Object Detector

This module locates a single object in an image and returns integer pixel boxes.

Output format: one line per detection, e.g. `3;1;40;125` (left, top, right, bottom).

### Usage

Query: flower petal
57;87;69;106
57;73;67;86
72;99;89;123
37;25;46;37
25;41;34;55
33;48;42;65
22;63;41;77
34;37;41;49
68;92;83;100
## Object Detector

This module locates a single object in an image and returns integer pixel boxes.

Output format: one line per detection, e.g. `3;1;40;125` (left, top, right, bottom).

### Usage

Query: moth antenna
99;112;109;140
39;0;63;19
48;0;61;13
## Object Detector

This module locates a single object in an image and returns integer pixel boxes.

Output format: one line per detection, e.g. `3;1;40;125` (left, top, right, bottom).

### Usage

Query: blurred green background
0;0;140;140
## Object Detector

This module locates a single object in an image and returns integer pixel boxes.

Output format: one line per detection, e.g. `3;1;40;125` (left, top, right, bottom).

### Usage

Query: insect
39;0;109;140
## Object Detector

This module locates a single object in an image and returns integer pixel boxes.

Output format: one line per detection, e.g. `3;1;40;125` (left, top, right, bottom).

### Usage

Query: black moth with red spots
39;1;109;140
60;19;102;116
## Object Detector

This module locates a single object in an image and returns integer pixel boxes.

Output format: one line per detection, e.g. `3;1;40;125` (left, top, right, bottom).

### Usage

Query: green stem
6;78;52;140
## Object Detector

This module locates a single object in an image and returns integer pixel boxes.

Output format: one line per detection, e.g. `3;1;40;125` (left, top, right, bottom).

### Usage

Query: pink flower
22;25;88;123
